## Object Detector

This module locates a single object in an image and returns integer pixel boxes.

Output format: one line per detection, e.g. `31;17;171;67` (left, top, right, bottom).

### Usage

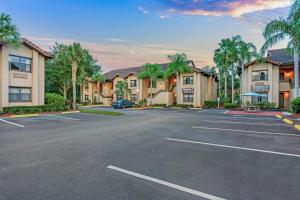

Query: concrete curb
62;111;80;114
10;114;40;118
275;115;283;119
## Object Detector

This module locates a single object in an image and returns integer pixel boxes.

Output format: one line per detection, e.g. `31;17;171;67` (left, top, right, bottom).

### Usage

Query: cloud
155;0;291;17
138;6;149;14
106;38;131;43
27;36;209;72
160;15;171;19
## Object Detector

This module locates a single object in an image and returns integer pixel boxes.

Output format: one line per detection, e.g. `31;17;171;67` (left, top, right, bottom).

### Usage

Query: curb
62;111;80;114
10;114;40;118
294;125;300;131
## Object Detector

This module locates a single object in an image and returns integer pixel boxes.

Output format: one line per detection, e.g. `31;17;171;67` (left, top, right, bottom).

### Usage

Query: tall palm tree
0;13;21;46
164;53;192;104
92;72;106;103
214;39;236;102
261;12;300;98
137;63;163;105
60;43;87;110
233;35;258;105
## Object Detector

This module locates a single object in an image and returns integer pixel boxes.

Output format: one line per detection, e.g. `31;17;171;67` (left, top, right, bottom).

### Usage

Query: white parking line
107;165;227;200
0;118;25;128
47;114;79;121
166;138;300;158
202;120;289;126
192;126;299;137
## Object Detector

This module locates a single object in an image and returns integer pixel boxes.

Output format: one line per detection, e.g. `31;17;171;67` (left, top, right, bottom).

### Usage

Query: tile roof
103;60;212;80
22;38;53;58
245;48;296;68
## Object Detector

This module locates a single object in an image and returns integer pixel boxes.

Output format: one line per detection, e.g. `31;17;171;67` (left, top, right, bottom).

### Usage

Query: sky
0;0;292;72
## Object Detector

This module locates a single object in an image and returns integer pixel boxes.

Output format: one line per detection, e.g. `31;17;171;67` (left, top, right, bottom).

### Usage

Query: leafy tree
261;7;300;98
0;13;21;46
164;53;192;104
114;81;128;101
137;63;163;105
91;72;106;103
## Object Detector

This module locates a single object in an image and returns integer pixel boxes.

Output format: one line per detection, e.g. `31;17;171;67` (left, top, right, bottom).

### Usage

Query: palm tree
114;81;128;101
233;35;258;105
214;39;236;102
61;43;87;110
261;12;300;98
0;13;21;46
164;53;192;104
137;63;163;105
92;72;106;103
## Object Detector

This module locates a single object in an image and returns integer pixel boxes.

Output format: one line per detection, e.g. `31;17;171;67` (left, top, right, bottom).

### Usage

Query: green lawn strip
79;109;124;116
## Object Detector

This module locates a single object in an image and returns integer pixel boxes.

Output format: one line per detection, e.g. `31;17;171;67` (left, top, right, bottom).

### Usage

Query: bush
45;93;65;105
224;103;238;109
175;104;193;108
255;102;277;110
204;100;218;108
152;104;167;107
291;97;300;113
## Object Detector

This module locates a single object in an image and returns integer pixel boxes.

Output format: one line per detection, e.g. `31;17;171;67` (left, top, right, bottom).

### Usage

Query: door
279;93;284;108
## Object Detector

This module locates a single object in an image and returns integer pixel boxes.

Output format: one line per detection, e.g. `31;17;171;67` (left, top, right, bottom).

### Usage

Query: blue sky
0;0;291;71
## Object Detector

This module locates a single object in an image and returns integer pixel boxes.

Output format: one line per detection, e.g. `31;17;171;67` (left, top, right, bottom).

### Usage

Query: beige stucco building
0;38;52;108
242;49;297;108
82;61;217;107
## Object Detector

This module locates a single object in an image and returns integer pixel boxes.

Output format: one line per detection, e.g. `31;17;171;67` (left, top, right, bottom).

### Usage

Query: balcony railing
251;85;270;92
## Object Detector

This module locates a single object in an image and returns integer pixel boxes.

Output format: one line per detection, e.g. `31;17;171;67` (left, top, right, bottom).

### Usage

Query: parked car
112;100;135;109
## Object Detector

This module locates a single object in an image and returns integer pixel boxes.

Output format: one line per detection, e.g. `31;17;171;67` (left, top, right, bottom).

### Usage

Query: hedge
175;104;193;108
255;102;277;110
204;100;218;108
152;104;167;107
291;97;300;113
45;93;65;105
224;103;238;109
3;104;68;115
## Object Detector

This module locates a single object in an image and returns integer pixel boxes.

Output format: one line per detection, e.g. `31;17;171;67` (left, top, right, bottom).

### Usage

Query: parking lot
0;108;299;200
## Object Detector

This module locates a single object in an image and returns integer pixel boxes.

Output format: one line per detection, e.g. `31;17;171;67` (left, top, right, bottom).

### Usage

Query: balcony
279;79;292;92
251;85;270;92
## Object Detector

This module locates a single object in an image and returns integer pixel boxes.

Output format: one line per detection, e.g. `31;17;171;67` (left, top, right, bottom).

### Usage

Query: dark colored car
112;100;135;109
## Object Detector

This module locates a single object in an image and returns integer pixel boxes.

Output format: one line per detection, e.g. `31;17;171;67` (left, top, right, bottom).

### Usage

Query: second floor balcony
251;85;270;92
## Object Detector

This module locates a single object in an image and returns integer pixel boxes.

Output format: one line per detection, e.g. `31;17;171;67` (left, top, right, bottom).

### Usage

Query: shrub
204;100;218;108
224;103;238;109
291;97;300;113
3;104;68;115
175;104;193;108
255;102;277;110
45;93;65;105
152;104;167;107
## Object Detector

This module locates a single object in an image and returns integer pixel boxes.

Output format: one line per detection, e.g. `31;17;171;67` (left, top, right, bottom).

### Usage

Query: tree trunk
63;85;67;101
177;73;180;105
98;83;101;103
240;63;244;106
150;78;153;106
218;74;221;98
224;73;227;101
231;71;234;103
294;47;299;98
72;62;77;110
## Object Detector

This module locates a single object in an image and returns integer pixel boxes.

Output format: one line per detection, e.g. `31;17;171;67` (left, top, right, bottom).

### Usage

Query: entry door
279;93;284;108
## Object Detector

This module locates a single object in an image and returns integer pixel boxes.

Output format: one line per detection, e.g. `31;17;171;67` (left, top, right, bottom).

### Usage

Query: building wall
242;63;280;107
0;44;46;107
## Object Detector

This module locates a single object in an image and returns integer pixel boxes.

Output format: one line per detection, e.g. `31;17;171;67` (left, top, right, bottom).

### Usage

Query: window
183;76;194;85
279;72;285;80
9;55;32;72
252;70;268;81
130;94;138;101
183;94;194;102
85;83;89;90
148;80;157;88
252;93;268;103
85;95;89;102
130;80;137;87
9;87;31;102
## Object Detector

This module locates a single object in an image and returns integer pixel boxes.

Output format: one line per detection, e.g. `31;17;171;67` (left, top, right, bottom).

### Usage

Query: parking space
0;109;299;200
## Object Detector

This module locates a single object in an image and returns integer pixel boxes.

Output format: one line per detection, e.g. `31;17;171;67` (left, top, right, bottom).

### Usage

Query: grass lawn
79;109;124;116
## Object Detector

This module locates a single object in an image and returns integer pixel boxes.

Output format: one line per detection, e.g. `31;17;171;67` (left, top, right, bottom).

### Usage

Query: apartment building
0;38;52;108
242;49;297;108
82;61;217;107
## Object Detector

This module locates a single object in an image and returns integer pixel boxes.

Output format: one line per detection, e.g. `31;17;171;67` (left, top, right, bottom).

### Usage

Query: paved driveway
0;109;299;200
